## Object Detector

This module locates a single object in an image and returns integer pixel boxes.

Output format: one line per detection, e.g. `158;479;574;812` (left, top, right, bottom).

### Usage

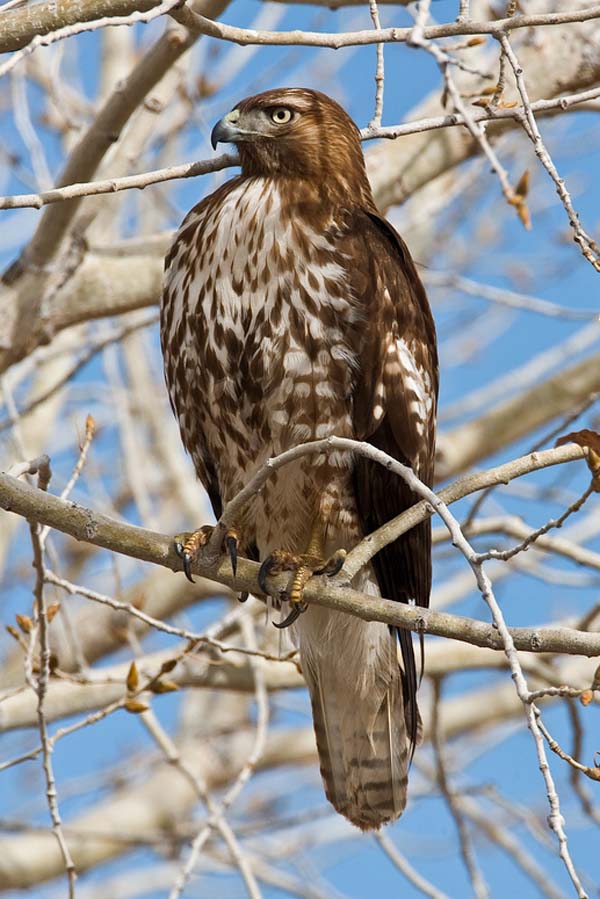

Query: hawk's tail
299;611;411;830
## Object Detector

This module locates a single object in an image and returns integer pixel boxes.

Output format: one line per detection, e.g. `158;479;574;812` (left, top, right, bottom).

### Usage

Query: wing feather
344;210;438;748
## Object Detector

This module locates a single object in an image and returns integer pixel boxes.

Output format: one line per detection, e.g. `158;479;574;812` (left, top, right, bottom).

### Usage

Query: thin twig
0;154;237;210
44;569;298;665
170;5;600;49
0;315;159;434
427;496;588;898
499;33;600;271
0;0;184;81
27;482;77;897
434;513;600;572
375;831;451;899
536;713;600;784
141;708;263;899
431;678;489;899
474;486;594;564
566;702;600;825
407;25;527;227
366;0;384;130
1;86;599;212
424;271;597;321
168;615;268;899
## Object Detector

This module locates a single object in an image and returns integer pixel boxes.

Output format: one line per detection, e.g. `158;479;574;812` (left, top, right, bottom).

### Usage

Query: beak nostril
211;109;243;150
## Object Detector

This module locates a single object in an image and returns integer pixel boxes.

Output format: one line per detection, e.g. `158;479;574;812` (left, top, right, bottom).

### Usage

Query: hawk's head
211;88;373;203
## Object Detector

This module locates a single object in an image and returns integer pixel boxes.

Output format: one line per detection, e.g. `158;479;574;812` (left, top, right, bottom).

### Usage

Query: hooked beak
211;110;241;150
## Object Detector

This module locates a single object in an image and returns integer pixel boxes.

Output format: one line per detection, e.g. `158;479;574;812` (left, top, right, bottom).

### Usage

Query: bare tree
1;1;599;897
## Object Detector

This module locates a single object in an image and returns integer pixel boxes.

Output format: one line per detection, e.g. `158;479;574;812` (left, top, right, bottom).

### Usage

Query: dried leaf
5;625;21;641
124;699;149;714
556;428;600;452
46;603;60;623
580;690;594;707
515;169;530;199
516;200;532;231
150;679;179;694
555;429;600;490
16;614;32;634
126;661;139;693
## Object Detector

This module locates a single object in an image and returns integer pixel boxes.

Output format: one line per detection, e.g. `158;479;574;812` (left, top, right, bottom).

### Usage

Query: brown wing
345;209;438;748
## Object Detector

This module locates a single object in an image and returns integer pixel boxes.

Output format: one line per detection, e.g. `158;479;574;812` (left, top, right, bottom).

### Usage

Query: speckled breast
161;176;363;550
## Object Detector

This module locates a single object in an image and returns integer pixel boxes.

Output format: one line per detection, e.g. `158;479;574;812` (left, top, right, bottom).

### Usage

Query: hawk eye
270;107;293;124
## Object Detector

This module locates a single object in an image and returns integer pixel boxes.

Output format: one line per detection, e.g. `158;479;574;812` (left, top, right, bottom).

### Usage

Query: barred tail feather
300;612;410;831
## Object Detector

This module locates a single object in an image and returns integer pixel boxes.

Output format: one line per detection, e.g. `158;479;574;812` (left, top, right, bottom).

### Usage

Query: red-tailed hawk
160;88;438;830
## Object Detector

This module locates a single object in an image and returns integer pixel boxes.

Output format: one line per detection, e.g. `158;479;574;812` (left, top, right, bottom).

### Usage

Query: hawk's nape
160;88;438;829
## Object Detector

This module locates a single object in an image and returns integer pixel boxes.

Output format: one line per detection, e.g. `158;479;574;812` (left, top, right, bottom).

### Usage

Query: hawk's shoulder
337;206;438;469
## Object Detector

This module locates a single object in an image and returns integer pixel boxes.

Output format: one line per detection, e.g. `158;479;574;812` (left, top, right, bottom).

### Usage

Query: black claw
183;553;195;583
238;591;249;603
175;541;195;583
315;551;346;578
327;555;346;577
226;535;238;578
258;558;273;594
273;602;307;630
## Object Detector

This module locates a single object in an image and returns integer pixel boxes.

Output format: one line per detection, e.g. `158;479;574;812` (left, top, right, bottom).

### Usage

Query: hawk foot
174;525;240;583
258;548;347;629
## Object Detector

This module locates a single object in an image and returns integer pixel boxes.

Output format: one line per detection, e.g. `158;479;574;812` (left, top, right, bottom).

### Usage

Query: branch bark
1;442;596;661
0;0;418;55
171;4;600;48
0;0;162;53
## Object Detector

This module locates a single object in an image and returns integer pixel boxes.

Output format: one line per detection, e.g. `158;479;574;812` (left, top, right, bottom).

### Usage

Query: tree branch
0;0;417;54
3;84;599;212
0;0;162;54
170;5;600;49
1;441;596;660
